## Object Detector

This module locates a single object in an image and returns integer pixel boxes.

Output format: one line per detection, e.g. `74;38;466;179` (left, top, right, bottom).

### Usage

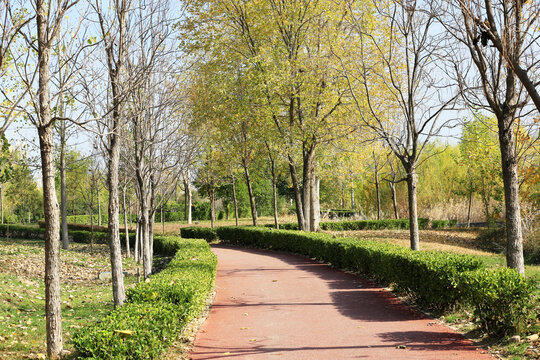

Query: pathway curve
190;246;493;360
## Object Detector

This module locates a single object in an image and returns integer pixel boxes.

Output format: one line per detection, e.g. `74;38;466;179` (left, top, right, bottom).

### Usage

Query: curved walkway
190;246;493;359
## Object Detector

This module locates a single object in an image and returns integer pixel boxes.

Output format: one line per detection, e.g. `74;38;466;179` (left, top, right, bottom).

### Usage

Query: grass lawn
0;238;140;359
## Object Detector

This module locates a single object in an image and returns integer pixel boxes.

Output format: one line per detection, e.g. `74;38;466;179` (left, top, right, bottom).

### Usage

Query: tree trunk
161;205;164;234
288;155;305;230
210;184;215;228
36;8;63;353
302;165;312;231
390;181;399;219
60;127;68;250
498;111;525;275
140;205;151;278
184;171;192;224
242;157;257;227
106;131;126;306
467;184;473;227
302;145;316;231
231;171;239;226
134;215;139;263
375;170;381;220
269;156;279;229
350;182;355;210
123;188;130;258
90;203;94;252
310;176;320;231
149;178;155;264
406;167;420;250
97;186;102;227
38;125;63;359
149;210;155;267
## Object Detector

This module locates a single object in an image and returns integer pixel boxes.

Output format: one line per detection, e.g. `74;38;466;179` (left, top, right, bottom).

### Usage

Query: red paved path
190;246;493;359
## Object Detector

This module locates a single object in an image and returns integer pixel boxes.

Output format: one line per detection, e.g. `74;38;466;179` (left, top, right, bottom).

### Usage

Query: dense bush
264;218;432;231
66;214;110;225
70;230;109;244
72;237;217;359
38;220;134;233
180;226;218;242
0;224;43;239
215;226;537;335
460;268;538;336
431;219;458;229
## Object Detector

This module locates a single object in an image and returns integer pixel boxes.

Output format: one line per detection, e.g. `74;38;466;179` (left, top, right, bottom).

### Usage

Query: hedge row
0;224;44;239
38;220;134;233
215;226;537;336
180;226;218;242
264;218;435;231
71;236;217;359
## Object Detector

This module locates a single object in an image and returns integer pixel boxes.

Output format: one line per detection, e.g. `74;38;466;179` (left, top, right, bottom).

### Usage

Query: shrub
0;224;43;239
72;237;217;359
70;230;109;244
38;220;133;233
180;226;218;242
431;220;448;229
460;268;538;336
266;218;431;231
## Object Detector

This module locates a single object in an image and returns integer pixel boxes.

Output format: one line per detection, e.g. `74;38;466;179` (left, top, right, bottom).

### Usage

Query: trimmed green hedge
264;218;432;231
431;219;458;229
38;220;133;234
215;226;537;336
71;236;217;359
180;226;218;242
0;224;44;239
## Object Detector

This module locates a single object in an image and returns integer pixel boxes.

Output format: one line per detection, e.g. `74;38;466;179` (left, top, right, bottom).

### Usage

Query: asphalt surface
190;246;493;359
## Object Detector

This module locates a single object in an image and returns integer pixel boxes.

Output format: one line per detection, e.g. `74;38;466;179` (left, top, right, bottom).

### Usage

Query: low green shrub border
0;224;43;239
264;218;432;231
71;236;217;359
460;267;537;336
214;226;537;336
38;220;133;233
180;226;218;242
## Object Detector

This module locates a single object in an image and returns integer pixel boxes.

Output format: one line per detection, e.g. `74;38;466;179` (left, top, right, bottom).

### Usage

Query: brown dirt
0;239;138;284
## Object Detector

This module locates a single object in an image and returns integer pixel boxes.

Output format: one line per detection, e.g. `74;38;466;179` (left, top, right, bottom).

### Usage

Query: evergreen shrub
180;226;218;242
71;237;216;359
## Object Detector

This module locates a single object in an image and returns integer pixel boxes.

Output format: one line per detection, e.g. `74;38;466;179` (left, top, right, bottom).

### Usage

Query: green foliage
65;214;111;225
457;114;504;222
180;226;218;242
0;224;43;239
71;237;217;359
214;226;537;334
460;268;538;336
431;220;457;229
70;230;109;244
38;219;133;234
264;218;432;231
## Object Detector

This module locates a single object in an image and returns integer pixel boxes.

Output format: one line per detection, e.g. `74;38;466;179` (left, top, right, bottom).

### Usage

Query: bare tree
123;3;184;276
441;0;535;274
0;1;33;138
340;0;457;250
455;1;540;113
89;0;130;306
8;0;80;357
